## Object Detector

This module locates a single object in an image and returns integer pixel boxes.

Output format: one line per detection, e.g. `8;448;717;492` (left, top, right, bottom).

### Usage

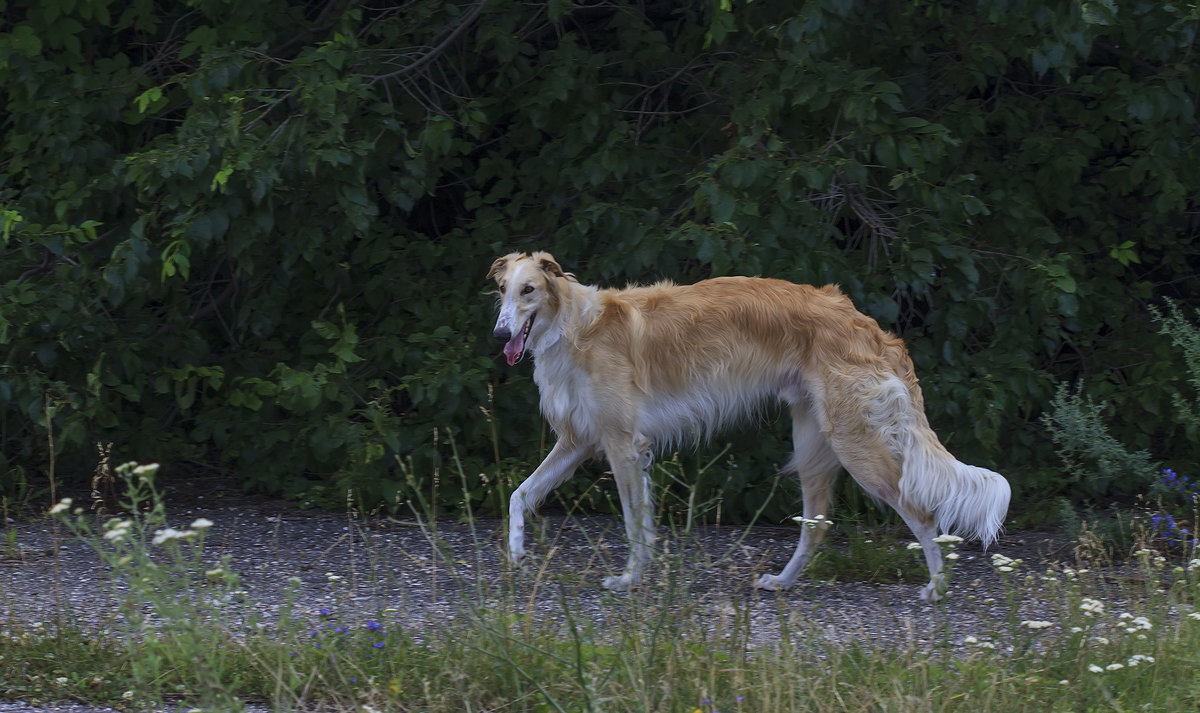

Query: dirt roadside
2;473;1069;712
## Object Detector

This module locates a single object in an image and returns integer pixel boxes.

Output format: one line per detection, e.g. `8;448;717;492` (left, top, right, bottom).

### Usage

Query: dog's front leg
507;441;590;566
602;434;655;591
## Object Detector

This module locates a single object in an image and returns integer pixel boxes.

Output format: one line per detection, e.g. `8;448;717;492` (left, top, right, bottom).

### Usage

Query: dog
488;251;1010;601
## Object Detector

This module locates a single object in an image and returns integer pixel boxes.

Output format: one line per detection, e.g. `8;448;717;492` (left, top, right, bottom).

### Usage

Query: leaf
211;165;234;192
1054;274;1077;294
9;24;44;56
134;86;164;114
874;135;898;168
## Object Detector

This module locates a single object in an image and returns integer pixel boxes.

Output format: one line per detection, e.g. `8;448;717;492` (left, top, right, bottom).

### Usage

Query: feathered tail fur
900;429;1010;547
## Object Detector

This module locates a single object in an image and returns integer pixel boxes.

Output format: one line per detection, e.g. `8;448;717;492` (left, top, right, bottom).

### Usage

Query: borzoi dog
489;251;1010;602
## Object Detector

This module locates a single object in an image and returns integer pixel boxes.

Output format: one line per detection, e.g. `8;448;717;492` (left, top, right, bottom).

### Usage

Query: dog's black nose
493;327;511;343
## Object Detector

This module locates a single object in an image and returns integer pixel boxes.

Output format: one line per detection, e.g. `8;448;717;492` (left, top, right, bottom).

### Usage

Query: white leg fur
507;441;590;565
602;433;656;591
894;506;946;602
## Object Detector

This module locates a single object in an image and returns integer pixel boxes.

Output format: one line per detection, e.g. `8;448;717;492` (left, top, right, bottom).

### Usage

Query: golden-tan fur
489;251;1010;602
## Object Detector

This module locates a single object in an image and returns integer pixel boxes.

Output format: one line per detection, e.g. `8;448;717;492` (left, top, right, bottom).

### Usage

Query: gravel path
2;476;1068;712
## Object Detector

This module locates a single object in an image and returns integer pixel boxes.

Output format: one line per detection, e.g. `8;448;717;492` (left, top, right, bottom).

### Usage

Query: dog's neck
531;280;599;360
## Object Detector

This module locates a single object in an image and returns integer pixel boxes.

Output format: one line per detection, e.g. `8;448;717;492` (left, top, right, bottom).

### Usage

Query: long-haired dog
488;251;1010;601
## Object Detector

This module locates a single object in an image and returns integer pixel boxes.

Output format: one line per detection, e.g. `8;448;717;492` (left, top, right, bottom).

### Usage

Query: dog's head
487;251;569;366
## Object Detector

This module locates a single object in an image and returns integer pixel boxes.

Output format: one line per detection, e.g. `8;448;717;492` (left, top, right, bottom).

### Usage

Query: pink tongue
503;330;526;366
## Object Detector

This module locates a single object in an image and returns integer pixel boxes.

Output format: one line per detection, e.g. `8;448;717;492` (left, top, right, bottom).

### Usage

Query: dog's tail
898;429;1011;547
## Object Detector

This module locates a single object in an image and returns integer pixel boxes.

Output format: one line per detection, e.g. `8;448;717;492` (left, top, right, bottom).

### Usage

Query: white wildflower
946;552;960;561
933;534;963;544
1127;654;1155;666
190;518;214;530
1088;664;1104;674
103;519;132;542
792;515;832;528
1105;663;1124;671
963;635;979;644
1079;597;1105;616
48;498;72;515
907;542;923;551
1187;612;1200;621
1020;620;1053;630
132;463;160;477
151;528;195;545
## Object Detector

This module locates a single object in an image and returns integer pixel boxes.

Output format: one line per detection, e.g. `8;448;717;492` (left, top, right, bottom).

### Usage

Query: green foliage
1;0;1198;515
1151;299;1200;443
48;462;250;710
1041;382;1159;498
1054;499;1144;558
805;527;929;584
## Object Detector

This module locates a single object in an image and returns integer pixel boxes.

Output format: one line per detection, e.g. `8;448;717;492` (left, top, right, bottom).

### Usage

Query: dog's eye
521;285;535;295
499;283;506;294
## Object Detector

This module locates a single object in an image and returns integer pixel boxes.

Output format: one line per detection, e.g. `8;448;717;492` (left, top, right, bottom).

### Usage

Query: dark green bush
1;1;1197;518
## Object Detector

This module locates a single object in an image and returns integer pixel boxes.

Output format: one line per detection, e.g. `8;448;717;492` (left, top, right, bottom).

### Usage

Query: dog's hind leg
601;432;656;591
508;440;591;566
755;404;842;591
889;501;946;602
820;375;949;602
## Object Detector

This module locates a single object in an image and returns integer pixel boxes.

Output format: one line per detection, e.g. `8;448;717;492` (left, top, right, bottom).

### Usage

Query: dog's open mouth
503;313;535;366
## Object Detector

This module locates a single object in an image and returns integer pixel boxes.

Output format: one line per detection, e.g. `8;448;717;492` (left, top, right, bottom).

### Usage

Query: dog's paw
748;571;796;588
602;573;636;592
753;571;782;588
506;547;528;569
919;580;946;603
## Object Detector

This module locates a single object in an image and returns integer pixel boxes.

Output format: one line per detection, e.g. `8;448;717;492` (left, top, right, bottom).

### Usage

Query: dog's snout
493;327;511;343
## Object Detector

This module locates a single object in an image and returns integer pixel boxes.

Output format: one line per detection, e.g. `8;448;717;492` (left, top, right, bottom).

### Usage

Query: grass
4;463;1200;712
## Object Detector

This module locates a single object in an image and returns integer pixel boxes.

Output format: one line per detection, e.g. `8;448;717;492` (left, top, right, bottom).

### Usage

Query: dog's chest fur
532;339;600;444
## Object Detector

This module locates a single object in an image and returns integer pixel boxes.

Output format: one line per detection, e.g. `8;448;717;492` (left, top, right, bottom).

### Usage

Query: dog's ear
538;254;565;278
487;256;508;281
